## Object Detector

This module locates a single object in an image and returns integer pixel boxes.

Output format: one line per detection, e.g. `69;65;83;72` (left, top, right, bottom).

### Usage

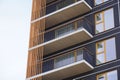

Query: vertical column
26;0;46;80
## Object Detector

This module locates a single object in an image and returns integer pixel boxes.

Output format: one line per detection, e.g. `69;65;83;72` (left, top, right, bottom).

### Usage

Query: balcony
31;0;92;28
29;19;93;56
26;48;94;80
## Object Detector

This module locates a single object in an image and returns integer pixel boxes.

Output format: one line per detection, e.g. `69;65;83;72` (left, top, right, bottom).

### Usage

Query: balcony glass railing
54;49;83;68
55;23;75;38
42;48;94;73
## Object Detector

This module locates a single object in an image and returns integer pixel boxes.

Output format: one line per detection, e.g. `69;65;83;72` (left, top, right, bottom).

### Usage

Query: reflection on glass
95;0;102;5
54;52;74;68
96;23;104;33
106;38;116;62
77;49;83;61
97;42;104;53
97;53;105;64
107;70;118;80
104;8;114;30
54;49;86;69
96;13;103;23
97;70;118;80
55;23;75;38
95;0;108;5
98;74;105;80
104;0;109;2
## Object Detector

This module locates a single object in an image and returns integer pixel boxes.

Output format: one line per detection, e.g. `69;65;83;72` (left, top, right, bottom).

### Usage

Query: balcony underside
44;28;93;56
29;28;93;56
27;60;94;80
31;0;92;28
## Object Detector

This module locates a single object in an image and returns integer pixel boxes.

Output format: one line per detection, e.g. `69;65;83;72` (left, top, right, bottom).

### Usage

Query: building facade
26;0;120;80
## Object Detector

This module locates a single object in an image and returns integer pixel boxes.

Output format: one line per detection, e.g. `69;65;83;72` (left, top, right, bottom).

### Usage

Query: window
55;23;75;38
54;49;84;68
96;13;103;23
77;49;83;61
97;70;118;80
95;8;114;34
95;0;108;5
96;37;116;65
55;19;83;38
54;52;74;68
98;74;105;80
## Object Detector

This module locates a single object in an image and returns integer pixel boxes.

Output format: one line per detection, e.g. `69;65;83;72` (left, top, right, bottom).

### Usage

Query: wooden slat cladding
29;20;45;48
31;0;46;20
26;47;43;79
27;0;46;80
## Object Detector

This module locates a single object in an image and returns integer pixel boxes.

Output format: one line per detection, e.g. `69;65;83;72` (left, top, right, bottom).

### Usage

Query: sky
0;0;32;80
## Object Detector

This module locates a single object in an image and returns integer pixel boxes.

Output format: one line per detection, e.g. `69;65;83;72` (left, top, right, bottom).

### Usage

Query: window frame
96;37;116;65
95;8;114;34
96;40;106;65
97;70;118;80
95;11;105;34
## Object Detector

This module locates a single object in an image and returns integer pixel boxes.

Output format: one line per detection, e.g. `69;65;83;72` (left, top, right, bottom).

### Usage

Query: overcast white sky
0;0;32;80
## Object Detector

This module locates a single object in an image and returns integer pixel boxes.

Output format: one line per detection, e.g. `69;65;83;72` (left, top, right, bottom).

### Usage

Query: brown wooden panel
27;0;46;80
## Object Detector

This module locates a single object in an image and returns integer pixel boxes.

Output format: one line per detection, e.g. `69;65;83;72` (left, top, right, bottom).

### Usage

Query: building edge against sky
26;0;120;80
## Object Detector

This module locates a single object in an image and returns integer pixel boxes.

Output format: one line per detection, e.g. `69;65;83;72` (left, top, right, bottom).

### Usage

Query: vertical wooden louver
26;0;46;80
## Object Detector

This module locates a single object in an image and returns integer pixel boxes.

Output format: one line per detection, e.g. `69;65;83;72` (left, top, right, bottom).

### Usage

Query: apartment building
26;0;120;80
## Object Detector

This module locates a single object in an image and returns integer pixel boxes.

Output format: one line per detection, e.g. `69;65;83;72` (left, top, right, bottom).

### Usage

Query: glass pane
55;23;75;38
95;0;102;5
98;74;105;80
96;23;104;33
97;53;105;64
97;42;104;53
56;0;75;10
95;0;108;5
106;38;116;62
77;20;83;29
96;13;103;23
107;70;118;80
104;8;114;30
54;52;74;68
77;49;83;61
104;0;109;2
